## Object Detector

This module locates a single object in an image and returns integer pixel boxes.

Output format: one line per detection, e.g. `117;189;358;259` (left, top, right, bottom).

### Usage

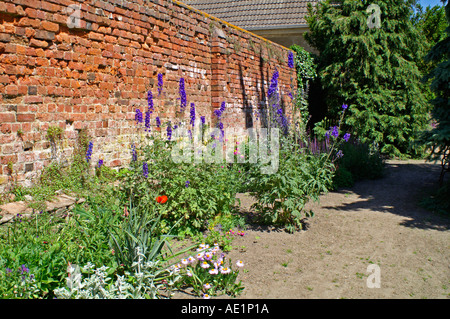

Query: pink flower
209;268;218;275
204;252;213;260
220;267;231;274
197;252;204;261
201;261;210;269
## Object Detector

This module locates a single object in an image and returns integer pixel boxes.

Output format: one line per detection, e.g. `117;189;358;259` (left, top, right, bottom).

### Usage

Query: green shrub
420;180;450;217
117;134;240;237
247;135;335;233
332;139;384;189
333;166;354;189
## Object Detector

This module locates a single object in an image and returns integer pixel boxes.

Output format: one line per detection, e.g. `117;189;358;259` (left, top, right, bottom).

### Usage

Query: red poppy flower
156;195;168;204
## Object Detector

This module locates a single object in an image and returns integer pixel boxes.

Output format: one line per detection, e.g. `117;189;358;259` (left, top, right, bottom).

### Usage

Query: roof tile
181;0;318;30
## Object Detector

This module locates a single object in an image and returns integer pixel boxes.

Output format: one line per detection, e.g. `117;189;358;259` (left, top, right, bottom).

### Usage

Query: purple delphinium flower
214;102;226;118
85;141;93;162
185;180;190;188
331;126;339;138
288;51;294;68
343;133;351;142
190;103;196;126
135;108;143;124
98;159;103;168
145;110;151;131
200;116;205;126
157;73;163;96
179;78;187;111
268;69;279;98
143;162;148;178
342;103;348;110
167;123;172;141
156;116;161;128
336;150;344;159
131;144;137;162
6;268;12;274
147;90;154;113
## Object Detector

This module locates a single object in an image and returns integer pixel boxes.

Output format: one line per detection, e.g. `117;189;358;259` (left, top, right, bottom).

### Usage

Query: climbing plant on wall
289;44;317;128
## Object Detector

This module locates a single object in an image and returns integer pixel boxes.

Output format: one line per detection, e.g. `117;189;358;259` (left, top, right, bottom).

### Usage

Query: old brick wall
0;0;296;190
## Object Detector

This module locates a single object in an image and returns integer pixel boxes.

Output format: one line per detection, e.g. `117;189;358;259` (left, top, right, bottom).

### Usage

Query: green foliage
289;44;317;124
0;209;116;298
333;166;354;189
247;136;334;233
117;134;239;236
75;202;189;273
174;243;244;298
194;213;247;252
46;126;64;143
412;3;448;103
305;0;430;158
54;256;181;299
420;1;450;186
419;180;450;216
412;3;448;48
332;140;385;189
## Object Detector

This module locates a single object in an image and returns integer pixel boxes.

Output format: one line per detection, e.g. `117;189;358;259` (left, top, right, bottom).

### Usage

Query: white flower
220;267;231;274
203;283;211;289
203;293;211;299
236;260;244;268
181;259;189;265
187;256;195;263
201;261;210;269
209;268;218;275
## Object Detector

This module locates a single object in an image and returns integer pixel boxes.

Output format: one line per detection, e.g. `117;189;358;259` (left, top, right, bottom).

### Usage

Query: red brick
0;113;15;122
29;38;49;48
23;96;43;104
41;21;59;33
0;123;12;134
34;30;55;41
17;114;35;122
0;75;10;84
5;85;18;95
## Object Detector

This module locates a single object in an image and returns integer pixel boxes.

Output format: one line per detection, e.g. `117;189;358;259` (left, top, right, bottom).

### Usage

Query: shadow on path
322;160;449;231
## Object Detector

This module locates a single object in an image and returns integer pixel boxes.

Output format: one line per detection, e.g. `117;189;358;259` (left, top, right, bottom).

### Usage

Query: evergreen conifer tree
305;0;430;157
421;1;450;186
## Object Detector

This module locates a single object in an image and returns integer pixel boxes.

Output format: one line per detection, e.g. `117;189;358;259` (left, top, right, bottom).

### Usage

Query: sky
418;0;445;8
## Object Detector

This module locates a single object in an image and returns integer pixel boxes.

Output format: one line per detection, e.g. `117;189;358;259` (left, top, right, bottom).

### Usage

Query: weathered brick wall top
0;0;296;190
